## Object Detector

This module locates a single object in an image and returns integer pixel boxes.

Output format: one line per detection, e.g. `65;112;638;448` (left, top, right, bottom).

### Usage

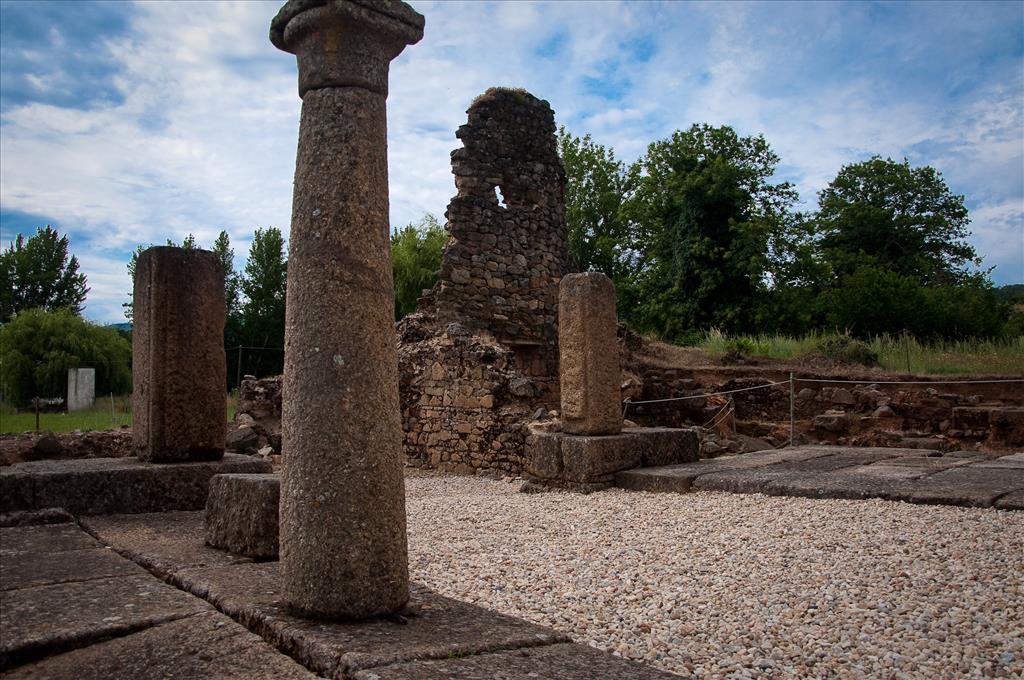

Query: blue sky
1;0;1021;324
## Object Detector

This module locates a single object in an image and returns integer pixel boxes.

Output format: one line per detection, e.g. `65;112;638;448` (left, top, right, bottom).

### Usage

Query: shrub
816;334;878;366
0;308;131;407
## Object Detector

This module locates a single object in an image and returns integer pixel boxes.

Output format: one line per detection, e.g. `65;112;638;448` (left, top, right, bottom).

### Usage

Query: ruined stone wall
399;87;572;474
425;87;571;384
628;364;1024;452
398;317;539;474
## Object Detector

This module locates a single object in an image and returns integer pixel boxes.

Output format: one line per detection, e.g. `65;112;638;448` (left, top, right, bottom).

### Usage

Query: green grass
1;394;238;434
696;329;1024;375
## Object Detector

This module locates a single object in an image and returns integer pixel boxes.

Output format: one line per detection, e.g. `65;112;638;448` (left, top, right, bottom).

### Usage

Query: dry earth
406;473;1023;679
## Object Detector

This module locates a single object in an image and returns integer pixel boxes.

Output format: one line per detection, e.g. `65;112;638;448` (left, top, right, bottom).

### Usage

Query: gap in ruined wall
494;185;508;209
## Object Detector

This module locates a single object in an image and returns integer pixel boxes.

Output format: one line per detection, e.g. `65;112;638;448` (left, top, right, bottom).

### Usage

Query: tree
211;231;241;319
391;214;446;320
239;227;287;376
0;308;131;407
557;127;636;281
122;234;197;322
814;156;978;286
1;226;88;321
625;124;798;340
211;230;246;389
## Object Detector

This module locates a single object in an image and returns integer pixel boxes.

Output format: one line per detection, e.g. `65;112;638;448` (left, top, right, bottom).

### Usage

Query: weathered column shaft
132;246;226;462
559;272;622;435
271;0;424;619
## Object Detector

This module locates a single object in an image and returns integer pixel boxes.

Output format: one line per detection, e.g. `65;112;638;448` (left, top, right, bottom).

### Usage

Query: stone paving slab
81;511;252;577
5;610;318;679
350;642;683;680
0;522;102;555
970;453;1024;469
995;490;1024;510
898;467;1024;508
173;562;569;679
0;574;210;670
617;445;1024;510
18;507;677;679
1;547;145;591
0;454;271;515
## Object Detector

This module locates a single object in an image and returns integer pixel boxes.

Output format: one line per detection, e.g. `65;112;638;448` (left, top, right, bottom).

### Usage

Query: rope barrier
702;401;734;429
621;374;1021;433
623;380;789;407
793;377;1024;385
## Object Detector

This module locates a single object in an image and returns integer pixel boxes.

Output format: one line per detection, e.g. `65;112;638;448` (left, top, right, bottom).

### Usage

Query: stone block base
0;454;270;516
525;427;699;491
205;474;280;558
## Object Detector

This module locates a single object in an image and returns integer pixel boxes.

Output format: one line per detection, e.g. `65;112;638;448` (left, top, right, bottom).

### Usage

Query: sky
1;0;1022;324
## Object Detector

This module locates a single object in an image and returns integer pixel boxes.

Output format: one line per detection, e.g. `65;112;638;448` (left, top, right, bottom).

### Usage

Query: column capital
271;0;424;97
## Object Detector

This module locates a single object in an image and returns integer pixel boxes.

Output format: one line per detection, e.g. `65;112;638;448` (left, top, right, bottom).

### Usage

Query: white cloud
0;0;1021;325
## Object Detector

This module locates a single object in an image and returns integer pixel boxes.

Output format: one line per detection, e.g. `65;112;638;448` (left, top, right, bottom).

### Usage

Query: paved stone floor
0;512;678;679
617;446;1024;509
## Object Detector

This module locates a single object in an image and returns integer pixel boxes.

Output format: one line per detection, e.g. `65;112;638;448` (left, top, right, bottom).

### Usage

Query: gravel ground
405;473;1024;679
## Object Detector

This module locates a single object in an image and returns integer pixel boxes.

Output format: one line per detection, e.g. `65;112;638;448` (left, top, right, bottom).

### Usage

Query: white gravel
405;473;1024;679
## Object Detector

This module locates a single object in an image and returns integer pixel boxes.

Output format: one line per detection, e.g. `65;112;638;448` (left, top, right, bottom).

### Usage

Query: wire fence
621;374;1024;448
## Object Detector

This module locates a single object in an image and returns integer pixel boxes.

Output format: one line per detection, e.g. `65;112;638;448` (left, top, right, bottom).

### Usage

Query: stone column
559;273;622;435
270;0;424;619
132;246;226;462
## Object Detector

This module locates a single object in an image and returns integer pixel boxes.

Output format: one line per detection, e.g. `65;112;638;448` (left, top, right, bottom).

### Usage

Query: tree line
393;125;1020;342
2;121;1021;405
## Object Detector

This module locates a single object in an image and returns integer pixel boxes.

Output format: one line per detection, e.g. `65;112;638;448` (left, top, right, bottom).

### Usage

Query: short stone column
132;246;226;462
559;273;622;435
206;474;280;559
270;0;424;618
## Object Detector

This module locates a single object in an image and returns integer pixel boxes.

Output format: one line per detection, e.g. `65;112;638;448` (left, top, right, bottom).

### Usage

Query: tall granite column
270;0;424;618
559;272;623;435
132;246;226;462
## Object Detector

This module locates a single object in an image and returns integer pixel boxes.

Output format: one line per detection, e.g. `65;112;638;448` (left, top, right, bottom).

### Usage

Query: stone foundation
524;427;699;492
205;473;279;559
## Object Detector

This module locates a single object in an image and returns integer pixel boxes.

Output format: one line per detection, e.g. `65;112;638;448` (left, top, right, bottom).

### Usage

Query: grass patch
696;330;1024;375
1;394;238;434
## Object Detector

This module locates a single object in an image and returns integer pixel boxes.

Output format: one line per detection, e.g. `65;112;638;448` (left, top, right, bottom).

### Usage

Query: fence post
236;346;243;395
789;372;795;448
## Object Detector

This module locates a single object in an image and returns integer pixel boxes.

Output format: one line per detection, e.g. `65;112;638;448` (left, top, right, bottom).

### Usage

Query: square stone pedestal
206;473;280;559
525;427;699;492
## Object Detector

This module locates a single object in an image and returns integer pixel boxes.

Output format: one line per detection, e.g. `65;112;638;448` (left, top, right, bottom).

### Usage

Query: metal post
236;346;243;395
110;393;116;428
33;397;40;433
789;372;795;448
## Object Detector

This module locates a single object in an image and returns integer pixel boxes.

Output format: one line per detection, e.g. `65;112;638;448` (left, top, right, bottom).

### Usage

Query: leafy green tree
557;127;636;281
0;308;131;407
211;231;241;320
625;124;798;340
211;231;245;389
239;227;287;376
391;214;446;320
814;157;977;285
1;226;88;321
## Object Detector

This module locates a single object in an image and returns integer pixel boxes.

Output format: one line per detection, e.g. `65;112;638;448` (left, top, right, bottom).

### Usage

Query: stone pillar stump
559;273;622;435
206;473;280;559
271;0;424;619
132;246;226;462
